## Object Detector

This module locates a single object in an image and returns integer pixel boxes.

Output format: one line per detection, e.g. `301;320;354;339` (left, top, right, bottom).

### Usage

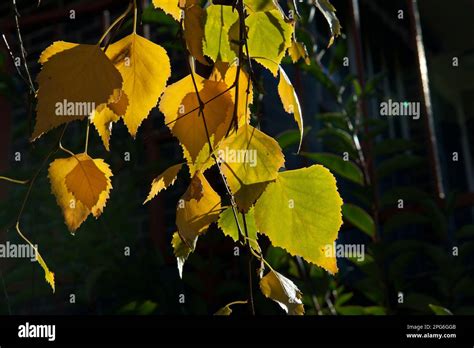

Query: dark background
0;0;473;315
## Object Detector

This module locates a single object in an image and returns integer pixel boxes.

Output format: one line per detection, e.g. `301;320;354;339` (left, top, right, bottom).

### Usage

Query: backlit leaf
172;231;196;279
65;153;108;210
254;165;343;273
245;10;293;76
33;44;122;140
176;171;221;245
278;66;303;152
288;40;310;65
260;269;304;315
49;154;112;233
160;74;233;163
217;124;284;204
152;0;182;20
203;5;238;63
106;33;171;137
144;163;184;203
218;207;260;251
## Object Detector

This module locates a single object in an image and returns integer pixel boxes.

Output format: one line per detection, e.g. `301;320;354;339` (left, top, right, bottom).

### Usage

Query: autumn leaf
91;89;129;151
171;231;197;279
38;41;78;64
260;269;304;315
33;44;122;140
254;165;343;273
152;0;182;20
184;3;208;65
210;64;254;125
288;40;310;65
159;74;233;164
49;153;112;233
106;33;171;137
64;154;108;210
176;171;221;245
214;300;248;315
144;163;184;204
217;124;284;204
278;66;304;152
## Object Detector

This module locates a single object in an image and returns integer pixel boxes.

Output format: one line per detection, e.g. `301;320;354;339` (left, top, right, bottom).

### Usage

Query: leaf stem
84;121;90;154
98;2;133;46
0;176;29;185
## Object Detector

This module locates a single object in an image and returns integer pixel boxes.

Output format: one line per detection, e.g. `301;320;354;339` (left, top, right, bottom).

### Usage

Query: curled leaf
144;163;184;204
260;269;304;315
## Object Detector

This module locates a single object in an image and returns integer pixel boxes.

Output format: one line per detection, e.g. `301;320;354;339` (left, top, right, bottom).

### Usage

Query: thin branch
11;0;35;94
1;34;32;93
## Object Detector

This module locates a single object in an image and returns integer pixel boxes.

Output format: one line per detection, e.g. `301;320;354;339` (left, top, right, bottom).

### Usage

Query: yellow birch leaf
184;4;208;65
260;269;305;315
65;153;108;210
152;0;182;20
278;66;304;152
160;75;233;162
49;154;112;233
288;40;310;65
38;41;78;64
33;44;122;140
106;33;171;137
91;89;128;151
176;171;221;245
218;124;284;187
144;163;184;204
171;231;197;279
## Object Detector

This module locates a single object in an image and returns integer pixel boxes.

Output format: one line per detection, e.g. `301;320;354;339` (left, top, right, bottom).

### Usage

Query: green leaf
203;5;238;62
316;112;348;130
218;207;260;251
342;203;375;237
316;127;355;152
254;165;343;273
429;304;453;315
380;186;431;207
376;154;424;179
245;10;293;76
276;127;311;150
301;152;364;185
374;139;417;157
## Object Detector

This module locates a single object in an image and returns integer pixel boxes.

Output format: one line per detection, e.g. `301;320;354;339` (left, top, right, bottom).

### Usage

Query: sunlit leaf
254;165;343;273
106;33;171;137
260;269;304;315
33;44;122;140
278;66;303;152
176;171;221;245
144;163;184;203
49;153;112;233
